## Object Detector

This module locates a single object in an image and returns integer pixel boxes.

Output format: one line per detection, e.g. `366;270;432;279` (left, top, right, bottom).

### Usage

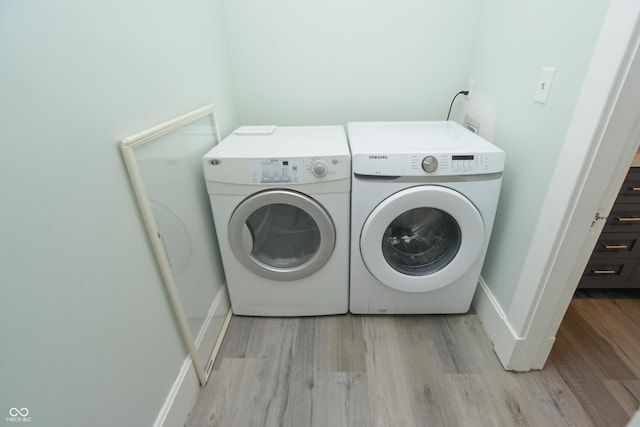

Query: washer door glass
382;207;461;276
229;190;336;281
360;185;484;293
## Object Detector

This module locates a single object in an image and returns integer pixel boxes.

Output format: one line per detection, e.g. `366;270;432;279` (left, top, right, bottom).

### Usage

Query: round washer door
228;189;336;281
360;185;485;293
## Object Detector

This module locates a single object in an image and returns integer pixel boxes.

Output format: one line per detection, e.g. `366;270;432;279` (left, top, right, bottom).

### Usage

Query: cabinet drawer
580;259;633;283
615;180;640;203
604;206;640;231
591;232;640;258
625;168;640;181
614;168;640;202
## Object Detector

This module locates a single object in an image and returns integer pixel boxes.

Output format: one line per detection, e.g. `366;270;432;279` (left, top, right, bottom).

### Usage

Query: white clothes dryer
203;126;351;316
348;121;505;314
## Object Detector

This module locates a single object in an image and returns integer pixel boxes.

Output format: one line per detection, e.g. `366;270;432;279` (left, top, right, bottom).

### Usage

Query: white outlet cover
534;67;556;104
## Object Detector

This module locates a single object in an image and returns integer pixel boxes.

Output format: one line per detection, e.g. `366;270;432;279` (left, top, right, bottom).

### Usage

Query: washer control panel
406;152;502;176
353;151;504;176
421;156;438;173
248;158;341;183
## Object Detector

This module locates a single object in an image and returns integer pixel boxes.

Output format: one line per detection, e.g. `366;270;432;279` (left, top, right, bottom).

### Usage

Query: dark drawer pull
616;217;640;222
602;244;629;249
591;268;618;275
591;268;618;276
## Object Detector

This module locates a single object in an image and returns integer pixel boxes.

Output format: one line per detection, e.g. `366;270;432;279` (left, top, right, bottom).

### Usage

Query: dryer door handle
241;224;254;256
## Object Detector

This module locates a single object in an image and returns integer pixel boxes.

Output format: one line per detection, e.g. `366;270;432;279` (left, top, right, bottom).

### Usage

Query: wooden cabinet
579;167;640;288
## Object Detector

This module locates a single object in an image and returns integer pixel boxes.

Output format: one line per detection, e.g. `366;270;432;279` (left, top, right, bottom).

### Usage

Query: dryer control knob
311;160;329;177
422;156;438;173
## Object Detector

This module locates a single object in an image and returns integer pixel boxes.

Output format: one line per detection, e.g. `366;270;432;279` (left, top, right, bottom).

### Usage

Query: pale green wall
221;0;611;309
0;1;237;426
465;0;610;308
223;0;482;124
0;0;614;424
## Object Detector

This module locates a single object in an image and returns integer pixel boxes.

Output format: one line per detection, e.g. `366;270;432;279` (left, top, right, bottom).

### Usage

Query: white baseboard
153;356;200;427
472;277;525;371
153;285;232;427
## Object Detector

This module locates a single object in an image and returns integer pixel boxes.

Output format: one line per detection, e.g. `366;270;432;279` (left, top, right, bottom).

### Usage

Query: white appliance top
206;125;350;158
347;121;505;176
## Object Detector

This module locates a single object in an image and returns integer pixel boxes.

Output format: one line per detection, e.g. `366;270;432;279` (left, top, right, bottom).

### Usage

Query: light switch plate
534;67;556;104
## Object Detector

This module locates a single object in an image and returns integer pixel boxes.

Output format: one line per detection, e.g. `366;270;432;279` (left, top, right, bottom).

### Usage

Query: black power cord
446;90;469;121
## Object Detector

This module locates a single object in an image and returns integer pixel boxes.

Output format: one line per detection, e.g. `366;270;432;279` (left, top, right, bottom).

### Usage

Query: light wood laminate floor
187;296;640;427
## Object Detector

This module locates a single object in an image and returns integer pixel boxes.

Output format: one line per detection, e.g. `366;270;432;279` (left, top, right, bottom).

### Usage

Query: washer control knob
422;156;438;173
311;160;329;177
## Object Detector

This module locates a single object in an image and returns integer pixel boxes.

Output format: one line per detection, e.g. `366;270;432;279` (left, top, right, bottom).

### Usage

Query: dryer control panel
247;157;345;184
249;158;304;184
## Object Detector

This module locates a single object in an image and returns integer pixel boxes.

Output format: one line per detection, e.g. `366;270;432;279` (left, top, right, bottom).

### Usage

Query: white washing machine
348;121;505;314
203;126;351;316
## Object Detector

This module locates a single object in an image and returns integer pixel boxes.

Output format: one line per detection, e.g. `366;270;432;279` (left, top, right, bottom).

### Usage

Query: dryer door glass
228;190;336;281
382;207;461;275
246;203;321;268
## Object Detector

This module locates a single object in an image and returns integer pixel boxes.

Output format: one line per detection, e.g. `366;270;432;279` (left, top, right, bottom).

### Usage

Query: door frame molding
475;0;640;371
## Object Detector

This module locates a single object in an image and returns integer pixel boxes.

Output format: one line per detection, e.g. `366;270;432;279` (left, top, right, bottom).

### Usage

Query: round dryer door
228;190;336;281
360;185;485;293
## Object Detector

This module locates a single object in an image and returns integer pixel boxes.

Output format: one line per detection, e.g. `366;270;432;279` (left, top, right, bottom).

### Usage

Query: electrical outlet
466;78;473;100
534;67;555;104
